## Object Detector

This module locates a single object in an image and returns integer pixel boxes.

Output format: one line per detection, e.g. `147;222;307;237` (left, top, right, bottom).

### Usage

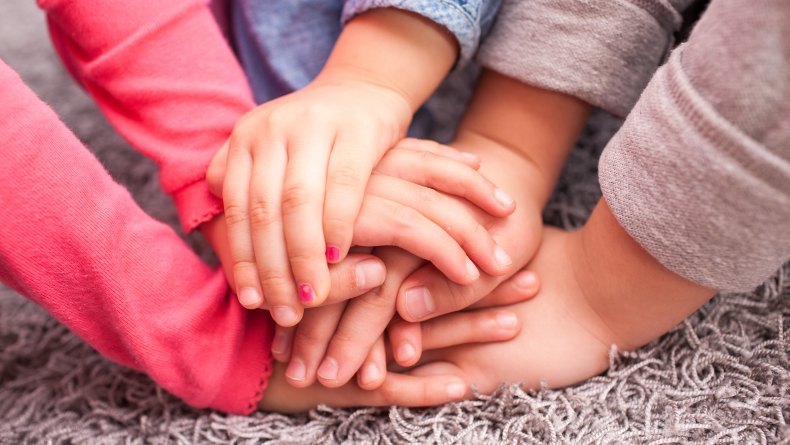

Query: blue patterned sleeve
341;0;501;66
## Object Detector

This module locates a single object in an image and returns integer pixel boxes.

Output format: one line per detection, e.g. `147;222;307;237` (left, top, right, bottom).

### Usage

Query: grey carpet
1;2;788;444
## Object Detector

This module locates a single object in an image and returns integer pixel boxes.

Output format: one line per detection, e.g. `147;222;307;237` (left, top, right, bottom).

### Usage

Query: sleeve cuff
478;0;683;117
172;179;225;233
341;0;482;66
599;48;790;292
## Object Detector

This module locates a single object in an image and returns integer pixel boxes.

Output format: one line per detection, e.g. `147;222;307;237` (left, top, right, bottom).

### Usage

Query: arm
40;0;255;233
477;0;693;117
393;69;591;322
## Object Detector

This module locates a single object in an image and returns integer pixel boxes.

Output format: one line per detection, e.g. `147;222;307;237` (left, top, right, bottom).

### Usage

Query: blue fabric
231;0;501;141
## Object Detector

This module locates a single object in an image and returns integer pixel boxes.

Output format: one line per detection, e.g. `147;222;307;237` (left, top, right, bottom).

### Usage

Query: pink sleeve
38;0;256;232
0;59;272;414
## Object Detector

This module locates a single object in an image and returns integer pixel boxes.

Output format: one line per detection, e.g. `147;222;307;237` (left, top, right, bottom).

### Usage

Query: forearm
42;0;255;232
571;200;716;350
453;70;591;205
316;8;457;114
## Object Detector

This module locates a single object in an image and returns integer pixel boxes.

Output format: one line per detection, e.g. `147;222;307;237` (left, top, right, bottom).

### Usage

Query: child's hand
392;135;546;323
207;140;516;326
204;7;459;326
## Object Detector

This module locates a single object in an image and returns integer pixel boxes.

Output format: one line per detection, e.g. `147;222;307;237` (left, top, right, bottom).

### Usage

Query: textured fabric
41;0;256;232
600;0;790;291
0;59;274;414
231;0;500;141
477;0;693;117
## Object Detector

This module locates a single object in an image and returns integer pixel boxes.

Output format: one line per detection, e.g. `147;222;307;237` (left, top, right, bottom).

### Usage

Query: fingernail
404;287;434;320
446;382;466;399
465;258;480;281
495;311;518;329
286;358;306;381
238;287;262;308
317;357;338;382
298;284;314;304
494;188;514;208
397;343;416;363
356;259;386;290
360;362;381;385
514;271;537;290
460;152;479;163
271;306;298;326
325;245;341;263
493;245;512;269
271;330;289;355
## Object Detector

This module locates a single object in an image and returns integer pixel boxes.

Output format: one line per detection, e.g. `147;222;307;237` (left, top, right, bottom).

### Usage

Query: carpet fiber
1;3;788;444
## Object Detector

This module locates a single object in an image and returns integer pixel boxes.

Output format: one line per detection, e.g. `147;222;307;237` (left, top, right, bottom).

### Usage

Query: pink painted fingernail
494;188;514;208
317;357;338;382
325;245;341;263
298;284;314;303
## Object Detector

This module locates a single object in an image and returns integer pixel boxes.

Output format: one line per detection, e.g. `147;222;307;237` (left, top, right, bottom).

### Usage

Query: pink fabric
0;60;273;414
0;0;275;414
40;0;256;232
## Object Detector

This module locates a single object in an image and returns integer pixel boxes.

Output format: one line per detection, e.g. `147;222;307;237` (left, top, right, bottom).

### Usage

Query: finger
354;196;479;285
397;263;507;322
249;139;301;326
259;361;468;412
387;315;423;367
420;308;521;350
286;303;345;387
357;337;386;390
376;148;514;217
469;269;540;309
369;174;512;277
222;135;264;310
318;248;422;387
281;125;334;307
322;129;380;266
270;325;295;363
206;140;230;197
322;253;387;305
394;138;480;169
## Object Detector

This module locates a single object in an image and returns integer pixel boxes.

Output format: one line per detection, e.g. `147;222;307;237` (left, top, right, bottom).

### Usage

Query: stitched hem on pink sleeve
209;311;275;414
172;180;225;233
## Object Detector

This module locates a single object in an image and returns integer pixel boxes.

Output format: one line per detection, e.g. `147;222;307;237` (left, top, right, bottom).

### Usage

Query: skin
281;70;592;391
206;8;522;328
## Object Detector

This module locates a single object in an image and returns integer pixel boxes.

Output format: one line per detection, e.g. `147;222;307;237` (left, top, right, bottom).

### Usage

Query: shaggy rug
1;2;788;444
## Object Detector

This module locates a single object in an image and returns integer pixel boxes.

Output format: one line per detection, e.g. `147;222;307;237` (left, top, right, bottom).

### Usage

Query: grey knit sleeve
599;0;790;292
477;0;693;117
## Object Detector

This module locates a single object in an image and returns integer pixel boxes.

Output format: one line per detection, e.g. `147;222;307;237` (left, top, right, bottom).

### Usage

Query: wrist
319;8;456;113
570;200;716;350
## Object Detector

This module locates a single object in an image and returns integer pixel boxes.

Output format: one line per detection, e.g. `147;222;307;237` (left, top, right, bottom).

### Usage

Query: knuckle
447;282;477;311
258;270;291;295
287;250;321;272
281;185;313;212
417;186;440;206
249;200;280;230
329;164;364;190
392;205;419;230
223;204;248;226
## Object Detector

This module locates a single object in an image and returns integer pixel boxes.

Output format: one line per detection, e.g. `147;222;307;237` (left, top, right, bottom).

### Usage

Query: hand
203;7;460;325
270;143;522;387
204;75;411;323
257;299;529;414
393;135;545;322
